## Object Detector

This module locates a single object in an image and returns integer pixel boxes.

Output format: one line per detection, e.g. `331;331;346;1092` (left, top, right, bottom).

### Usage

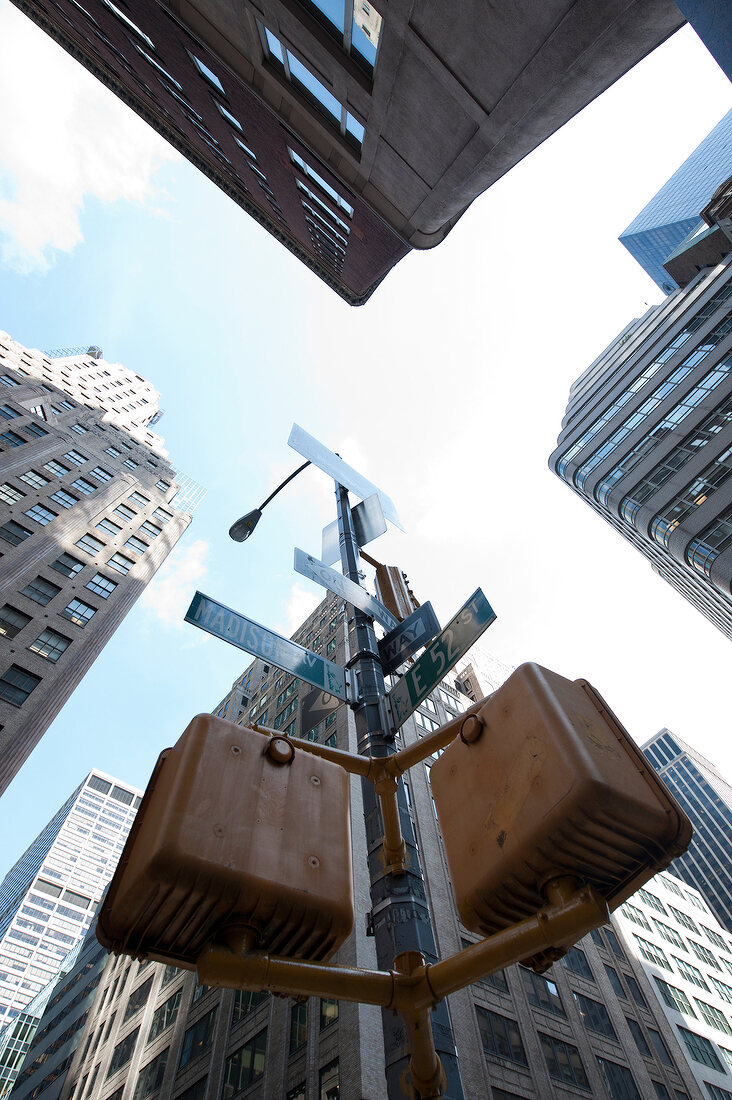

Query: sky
0;2;731;875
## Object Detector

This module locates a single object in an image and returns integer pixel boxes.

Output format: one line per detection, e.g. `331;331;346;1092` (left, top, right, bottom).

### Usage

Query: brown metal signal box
430;663;692;941
97;715;354;967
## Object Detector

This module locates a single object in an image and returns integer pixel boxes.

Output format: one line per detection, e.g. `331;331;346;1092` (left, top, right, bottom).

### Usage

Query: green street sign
185;591;347;700
387;588;496;727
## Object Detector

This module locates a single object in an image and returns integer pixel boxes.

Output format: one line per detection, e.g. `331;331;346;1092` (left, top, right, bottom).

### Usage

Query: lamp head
229;509;262;543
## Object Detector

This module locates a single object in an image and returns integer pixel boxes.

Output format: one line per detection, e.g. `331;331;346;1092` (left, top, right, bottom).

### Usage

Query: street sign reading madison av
185;591;347;700
387;589;496;727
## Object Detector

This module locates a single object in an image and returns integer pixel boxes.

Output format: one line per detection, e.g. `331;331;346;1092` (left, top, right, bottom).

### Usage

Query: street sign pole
335;482;465;1100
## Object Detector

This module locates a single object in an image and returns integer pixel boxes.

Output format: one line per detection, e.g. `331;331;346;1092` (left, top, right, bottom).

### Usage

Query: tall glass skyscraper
0;770;141;1031
619;108;732;294
644;730;732;935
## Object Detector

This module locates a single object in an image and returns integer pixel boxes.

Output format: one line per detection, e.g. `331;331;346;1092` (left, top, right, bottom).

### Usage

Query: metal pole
335;483;465;1100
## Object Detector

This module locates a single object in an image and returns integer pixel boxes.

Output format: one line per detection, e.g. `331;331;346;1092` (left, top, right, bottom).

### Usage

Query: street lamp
228;459;311;542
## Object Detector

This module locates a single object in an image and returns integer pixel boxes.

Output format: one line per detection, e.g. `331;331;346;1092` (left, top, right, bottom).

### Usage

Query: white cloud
0;1;179;272
139;539;210;628
281;582;320;636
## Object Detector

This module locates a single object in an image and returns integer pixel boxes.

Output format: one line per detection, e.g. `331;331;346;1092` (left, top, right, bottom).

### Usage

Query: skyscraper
10;596;702;1100
9;0;685;303
549;221;732;639
614;868;732;1098
0;331;201;794
0;768;142;1032
619;108;732;293
643;730;732;936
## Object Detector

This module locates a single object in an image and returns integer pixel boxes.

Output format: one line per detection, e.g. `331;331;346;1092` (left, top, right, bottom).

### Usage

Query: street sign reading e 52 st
185;591;347;700
387;589;496;727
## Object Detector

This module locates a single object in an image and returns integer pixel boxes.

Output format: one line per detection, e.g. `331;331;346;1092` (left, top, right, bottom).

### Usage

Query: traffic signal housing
97;715;354;967
430;663;692;960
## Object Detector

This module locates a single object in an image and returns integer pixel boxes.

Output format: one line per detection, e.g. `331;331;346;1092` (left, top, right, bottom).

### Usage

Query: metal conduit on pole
335;481;465;1100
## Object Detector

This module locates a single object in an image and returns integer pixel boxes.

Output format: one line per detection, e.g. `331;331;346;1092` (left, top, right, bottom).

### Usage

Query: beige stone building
0;332;200;794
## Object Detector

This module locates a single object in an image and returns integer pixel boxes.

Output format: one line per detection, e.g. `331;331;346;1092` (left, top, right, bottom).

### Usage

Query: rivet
311;775;321;786
231;745;241;756
309;855;320;868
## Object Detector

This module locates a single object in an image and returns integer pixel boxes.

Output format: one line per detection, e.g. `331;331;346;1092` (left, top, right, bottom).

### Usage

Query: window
673;956;709;989
263;27;364;147
76;533;105;556
626;1018;651;1058
573;991;617;1039
25;503;57;526
152;507;172;524
690;940;721;970
89;466;112;482
539;1032;589;1088
633;935;671;970
669;906;699;933
232;990;268;1024
23;422;48;439
678;1026;725;1071
520;967;564;1015
0;374;19;387
319;1059;339;1100
695;999;732;1035
70;422;88;434
289;1002;307;1053
320;998;338;1030
162;965;181;987
108;553;135;575
114;503;136;521
624;974;647;1009
176;1078;207;1100
72;477;96;496
0;403;19;419
711;976;732;1005
22;576;61;605
64;450;87;466
50;489;78;509
190;53;225;93
604;927;625;958
179;1008;217;1068
132;1048;168;1100
52;552;85;578
652;1084;671;1100
139;521;162;539
96;518;122;537
86;574;117;599
21;469;50;488
43;459;69;478
653;919;685;949
297;0;381;71
596;1058;641;1100
0;605;31;639
0;481;24;503
287;1085;306;1100
106;1027;139;1077
29;628;72;662
155;479;169;492
125;535;148;556
654;978;695;1017
562;946;593;980
647;1029;673;1065
222;1029;266;1099
124;977;153;1021
706;1085;732;1100
475;1007;527;1065
0;519;32;545
0;429;25;447
604;965;626;999
703;926;729;951
105;446;121;457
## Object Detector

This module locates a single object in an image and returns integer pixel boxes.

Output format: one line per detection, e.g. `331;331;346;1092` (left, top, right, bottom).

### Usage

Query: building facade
0;331;199;794
0;769;142;1033
8;595;703;1100
619;109;732;294
9;0;685;303
614;869;732;1099
644;730;732;936
549;246;732;640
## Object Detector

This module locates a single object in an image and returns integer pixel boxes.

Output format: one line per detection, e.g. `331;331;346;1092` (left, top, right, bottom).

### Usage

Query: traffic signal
373;562;419;622
430;663;691;962
98;715;354;967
